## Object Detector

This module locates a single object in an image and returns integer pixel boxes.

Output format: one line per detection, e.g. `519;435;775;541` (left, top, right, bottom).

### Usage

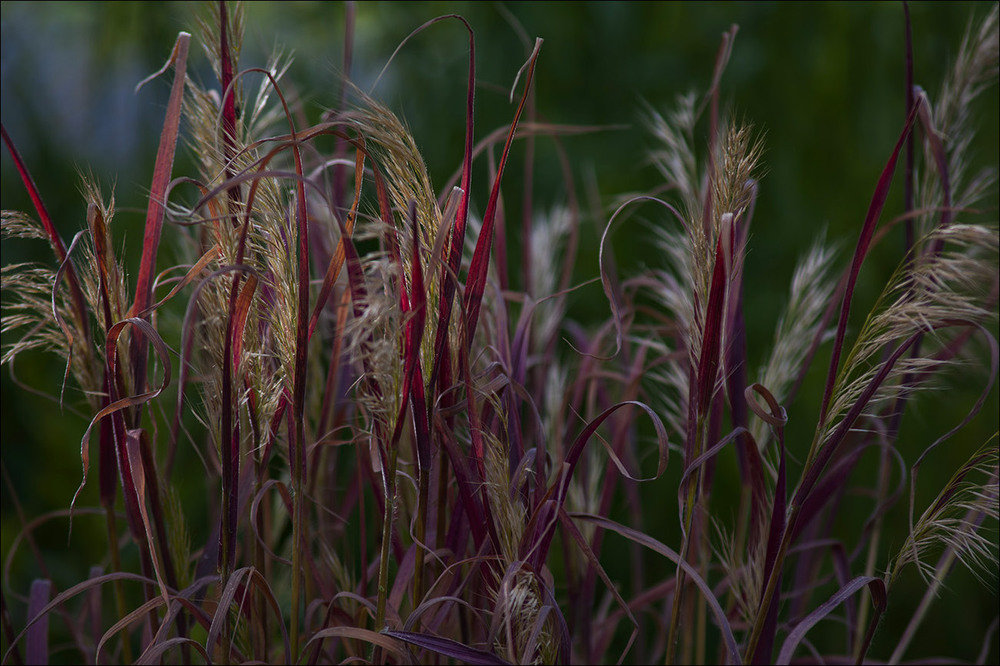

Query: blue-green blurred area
2;2;997;662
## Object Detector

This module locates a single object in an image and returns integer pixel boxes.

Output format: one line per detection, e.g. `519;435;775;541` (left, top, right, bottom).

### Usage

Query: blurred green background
2;1;997;662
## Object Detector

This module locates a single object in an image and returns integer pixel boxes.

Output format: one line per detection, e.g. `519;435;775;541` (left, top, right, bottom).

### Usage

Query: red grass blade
71;318;172;522
427;15;475;399
462;38;542;347
130;32;190;404
0;124;89;341
404;202;430;471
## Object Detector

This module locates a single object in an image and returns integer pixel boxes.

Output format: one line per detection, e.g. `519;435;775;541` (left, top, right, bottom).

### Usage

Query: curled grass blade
70;317;172;526
569;512;741;664
135;637;211;665
775;576;887;665
598;195;687;360
3;571;162;664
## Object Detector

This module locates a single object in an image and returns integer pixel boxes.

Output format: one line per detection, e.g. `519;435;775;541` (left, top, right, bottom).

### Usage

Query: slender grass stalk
103;509;133;664
665;414;705;665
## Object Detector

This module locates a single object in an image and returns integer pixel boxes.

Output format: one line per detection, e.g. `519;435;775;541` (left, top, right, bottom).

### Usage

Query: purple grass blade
558;507;639;664
818;101;920;429
791;446;868;543
745;383;789;664
2;571;165;665
137;433;180;594
530;400;668;570
135;637;211;665
384;630;511;665
98;370;118;510
124;429;172;611
903;1;916;250
570;512;741;664
798;320;993;512
25;579;51;666
436;421;486;545
697;224;730;417
303;627;406;660
776;576;886;665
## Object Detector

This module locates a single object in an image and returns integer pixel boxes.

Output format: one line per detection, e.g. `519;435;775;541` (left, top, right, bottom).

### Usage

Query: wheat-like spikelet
341;93;447;373
1;208;102;405
78;178;128;327
820;223;998;450
183;4;301;460
916;4;998;240
815;7;998;454
889;441;999;585
529;205;572;349
753;237;837;449
493;566;560;665
711;516;767;629
343;251;406;443
645;109;762;439
647;93;701;221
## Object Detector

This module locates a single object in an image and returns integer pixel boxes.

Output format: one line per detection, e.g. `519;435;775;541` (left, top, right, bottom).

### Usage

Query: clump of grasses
1;2;997;665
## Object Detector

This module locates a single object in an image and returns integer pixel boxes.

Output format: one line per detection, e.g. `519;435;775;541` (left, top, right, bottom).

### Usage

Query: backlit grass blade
427;15;475;400
130;32;190;404
462;38;542;348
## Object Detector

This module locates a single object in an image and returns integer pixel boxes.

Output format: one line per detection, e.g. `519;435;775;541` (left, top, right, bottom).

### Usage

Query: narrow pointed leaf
384;630;510;665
